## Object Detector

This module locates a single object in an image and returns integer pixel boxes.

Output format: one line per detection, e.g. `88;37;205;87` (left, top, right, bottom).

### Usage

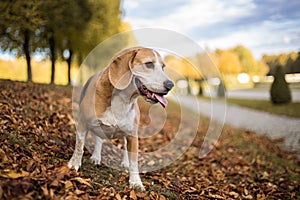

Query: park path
172;95;300;157
227;88;300;102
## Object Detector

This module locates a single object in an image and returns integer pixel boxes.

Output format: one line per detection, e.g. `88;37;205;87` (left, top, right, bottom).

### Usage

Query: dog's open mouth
135;78;168;108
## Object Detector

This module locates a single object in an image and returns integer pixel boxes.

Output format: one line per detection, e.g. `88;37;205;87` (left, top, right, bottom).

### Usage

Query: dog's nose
164;80;174;91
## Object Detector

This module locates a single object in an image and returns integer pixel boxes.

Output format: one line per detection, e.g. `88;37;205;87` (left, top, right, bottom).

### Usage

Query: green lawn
225;98;300;118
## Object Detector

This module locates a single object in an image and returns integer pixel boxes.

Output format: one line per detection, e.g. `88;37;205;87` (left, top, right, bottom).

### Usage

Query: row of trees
215;45;269;76
166;44;300;81
262;52;300;75
165;45;269;80
0;0;121;84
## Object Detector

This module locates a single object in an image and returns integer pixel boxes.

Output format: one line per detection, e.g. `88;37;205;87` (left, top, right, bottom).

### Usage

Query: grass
226;98;300;118
198;95;300;118
219;127;300;182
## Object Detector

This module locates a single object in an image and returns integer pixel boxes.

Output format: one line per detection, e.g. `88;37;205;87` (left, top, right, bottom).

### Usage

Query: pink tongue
154;94;168;108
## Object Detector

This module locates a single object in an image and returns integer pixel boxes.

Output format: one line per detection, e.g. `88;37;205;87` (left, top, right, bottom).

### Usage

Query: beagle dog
68;47;174;190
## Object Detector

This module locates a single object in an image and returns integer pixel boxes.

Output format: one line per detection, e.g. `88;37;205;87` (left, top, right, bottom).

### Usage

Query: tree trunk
23;30;32;82
217;80;226;97
198;80;203;96
49;36;56;84
67;49;73;85
186;77;191;95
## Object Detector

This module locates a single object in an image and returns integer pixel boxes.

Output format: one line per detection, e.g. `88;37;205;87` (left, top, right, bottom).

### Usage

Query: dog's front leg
68;129;87;171
121;136;129;168
90;134;103;165
127;135;145;190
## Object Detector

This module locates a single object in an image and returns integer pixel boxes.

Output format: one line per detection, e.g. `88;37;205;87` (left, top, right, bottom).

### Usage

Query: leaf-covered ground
0;80;299;199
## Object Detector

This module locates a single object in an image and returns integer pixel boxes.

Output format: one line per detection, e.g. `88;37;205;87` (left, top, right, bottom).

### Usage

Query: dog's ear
109;50;137;90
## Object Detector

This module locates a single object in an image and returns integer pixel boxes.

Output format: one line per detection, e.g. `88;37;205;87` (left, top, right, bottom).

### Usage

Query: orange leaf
64;180;73;190
1;170;29;179
115;193;122;200
130;190;137;200
71;177;92;188
41;185;49;197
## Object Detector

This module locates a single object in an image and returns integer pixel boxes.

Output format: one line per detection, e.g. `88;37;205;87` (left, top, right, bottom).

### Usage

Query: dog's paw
129;176;145;191
130;181;145;191
68;157;82;171
90;155;101;165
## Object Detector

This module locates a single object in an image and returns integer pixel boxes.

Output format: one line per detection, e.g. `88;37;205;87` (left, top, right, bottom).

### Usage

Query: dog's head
108;47;174;108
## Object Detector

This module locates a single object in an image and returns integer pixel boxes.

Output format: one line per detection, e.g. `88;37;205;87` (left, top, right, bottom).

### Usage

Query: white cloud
123;1;139;10
123;0;256;32
283;36;291;44
198;19;300;58
122;0;300;58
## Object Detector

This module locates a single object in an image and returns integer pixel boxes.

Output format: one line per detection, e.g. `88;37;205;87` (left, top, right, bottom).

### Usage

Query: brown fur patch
94;68;114;118
132;48;163;66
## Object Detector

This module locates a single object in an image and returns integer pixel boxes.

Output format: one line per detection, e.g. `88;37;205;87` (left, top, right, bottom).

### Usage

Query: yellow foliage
119;21;132;32
0;59;27;81
256;60;269;76
218;50;242;74
164;55;201;79
0;58;79;85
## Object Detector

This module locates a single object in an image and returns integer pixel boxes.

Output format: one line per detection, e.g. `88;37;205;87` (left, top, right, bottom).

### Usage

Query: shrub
270;65;292;104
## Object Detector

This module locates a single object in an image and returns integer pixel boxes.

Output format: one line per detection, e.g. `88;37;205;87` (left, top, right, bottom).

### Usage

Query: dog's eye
145;62;154;69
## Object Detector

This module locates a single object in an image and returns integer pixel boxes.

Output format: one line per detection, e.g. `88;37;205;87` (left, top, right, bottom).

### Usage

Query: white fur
97;81;137;135
131;50;169;94
90;135;103;165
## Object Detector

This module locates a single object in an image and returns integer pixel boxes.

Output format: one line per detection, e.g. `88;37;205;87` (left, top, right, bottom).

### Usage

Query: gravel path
172;95;300;156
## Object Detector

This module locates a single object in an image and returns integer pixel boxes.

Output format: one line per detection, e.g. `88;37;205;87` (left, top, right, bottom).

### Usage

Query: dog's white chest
98;102;136;137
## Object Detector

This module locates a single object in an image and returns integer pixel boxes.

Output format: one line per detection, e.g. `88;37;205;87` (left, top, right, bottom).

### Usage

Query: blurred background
0;0;299;95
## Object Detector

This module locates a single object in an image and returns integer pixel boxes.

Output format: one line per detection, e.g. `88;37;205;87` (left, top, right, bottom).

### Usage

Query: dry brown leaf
0;149;8;162
129;190;137;200
65;181;74;190
229;191;239;198
0;80;299;199
41;185;49;197
136;192;146;198
149;191;158;200
74;189;85;196
142;181;151;188
49;188;54;199
71;177;92;188
243;194;253;199
209;194;224;199
50;180;59;187
26;160;35;172
1;170;29;179
0;186;3;200
115;193;122;200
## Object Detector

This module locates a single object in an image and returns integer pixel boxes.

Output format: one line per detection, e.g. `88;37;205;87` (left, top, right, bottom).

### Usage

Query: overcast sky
122;0;300;59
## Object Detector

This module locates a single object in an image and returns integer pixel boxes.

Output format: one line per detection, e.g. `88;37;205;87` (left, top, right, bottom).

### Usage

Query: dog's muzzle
135;78;173;108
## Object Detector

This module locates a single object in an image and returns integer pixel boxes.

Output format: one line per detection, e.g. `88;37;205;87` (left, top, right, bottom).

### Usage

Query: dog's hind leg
121;136;129;168
68;129;88;171
90;134;103;165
